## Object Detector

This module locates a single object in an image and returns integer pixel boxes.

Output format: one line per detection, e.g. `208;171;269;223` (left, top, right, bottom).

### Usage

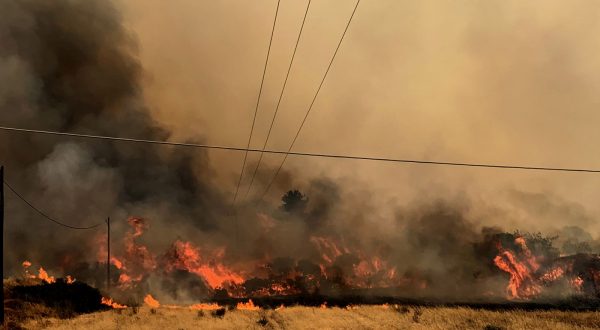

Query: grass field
21;305;600;330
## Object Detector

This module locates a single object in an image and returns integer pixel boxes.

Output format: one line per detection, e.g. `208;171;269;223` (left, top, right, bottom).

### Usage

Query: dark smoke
0;0;227;272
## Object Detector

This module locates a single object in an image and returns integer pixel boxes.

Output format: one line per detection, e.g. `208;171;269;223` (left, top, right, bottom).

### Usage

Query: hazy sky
120;0;600;234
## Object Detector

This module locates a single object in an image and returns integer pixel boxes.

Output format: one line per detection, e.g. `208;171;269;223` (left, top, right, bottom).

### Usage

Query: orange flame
144;294;160;308
493;238;542;299
236;299;259;310
164;240;244;289
22;260;77;284
311;236;404;288
101;297;127;309
189;303;223;310
38;267;56;284
540;267;564;283
96;217;156;289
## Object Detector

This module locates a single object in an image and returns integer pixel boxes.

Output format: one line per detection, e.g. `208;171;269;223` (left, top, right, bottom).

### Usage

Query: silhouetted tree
281;190;308;214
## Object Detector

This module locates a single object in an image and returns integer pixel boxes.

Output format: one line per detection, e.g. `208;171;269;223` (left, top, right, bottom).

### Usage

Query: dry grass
22;305;600;330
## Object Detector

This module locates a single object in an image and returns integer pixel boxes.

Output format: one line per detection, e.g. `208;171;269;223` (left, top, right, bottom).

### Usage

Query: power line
233;0;281;204
244;0;312;199
260;0;361;200
2;126;600;174
3;180;102;230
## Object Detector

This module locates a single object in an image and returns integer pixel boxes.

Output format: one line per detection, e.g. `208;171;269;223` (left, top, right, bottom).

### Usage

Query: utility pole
1;166;4;325
106;217;110;293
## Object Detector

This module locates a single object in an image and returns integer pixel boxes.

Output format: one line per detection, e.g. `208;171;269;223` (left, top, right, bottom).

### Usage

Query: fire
311;236;404;288
514;237;540;271
38;267;56;284
493;244;541;299
101;297;127;309
311;236;348;264
540;267;564;283
95;217;157;289
96;235;124;270
144;294;161;308
570;276;584;292
189;303;223;311
236;299;259;310
22;260;36;280
87;216;598;303
493;237;597;299
164;240;244;289
22;261;60;284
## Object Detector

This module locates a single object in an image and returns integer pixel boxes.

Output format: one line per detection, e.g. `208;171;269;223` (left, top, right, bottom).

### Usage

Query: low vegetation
20;305;600;330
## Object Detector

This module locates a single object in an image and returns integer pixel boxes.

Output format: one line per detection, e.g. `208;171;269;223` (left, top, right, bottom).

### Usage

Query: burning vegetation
60;206;599;307
8;193;600;310
492;233;600;300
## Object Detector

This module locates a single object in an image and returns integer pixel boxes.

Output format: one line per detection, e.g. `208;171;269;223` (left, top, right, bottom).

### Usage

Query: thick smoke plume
1;0;599;303
0;0;229;271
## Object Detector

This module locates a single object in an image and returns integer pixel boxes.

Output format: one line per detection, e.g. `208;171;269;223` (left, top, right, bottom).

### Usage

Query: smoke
0;0;230;273
1;0;599;302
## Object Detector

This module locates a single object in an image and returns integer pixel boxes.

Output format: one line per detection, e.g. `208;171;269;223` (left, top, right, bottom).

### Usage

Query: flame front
189;303;223;310
236;299;259;310
101;297;127;309
164;240;244;289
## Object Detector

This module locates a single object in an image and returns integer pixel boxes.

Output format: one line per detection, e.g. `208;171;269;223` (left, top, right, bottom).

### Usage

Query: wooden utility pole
1;166;4;325
106;217;110;292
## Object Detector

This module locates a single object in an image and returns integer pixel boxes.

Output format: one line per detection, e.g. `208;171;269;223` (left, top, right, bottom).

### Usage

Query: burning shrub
488;231;600;299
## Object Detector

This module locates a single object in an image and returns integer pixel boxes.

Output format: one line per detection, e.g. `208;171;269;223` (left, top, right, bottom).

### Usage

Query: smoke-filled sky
122;0;600;230
1;0;600;285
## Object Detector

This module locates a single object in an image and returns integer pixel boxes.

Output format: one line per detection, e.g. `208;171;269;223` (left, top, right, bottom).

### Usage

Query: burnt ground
4;278;108;329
